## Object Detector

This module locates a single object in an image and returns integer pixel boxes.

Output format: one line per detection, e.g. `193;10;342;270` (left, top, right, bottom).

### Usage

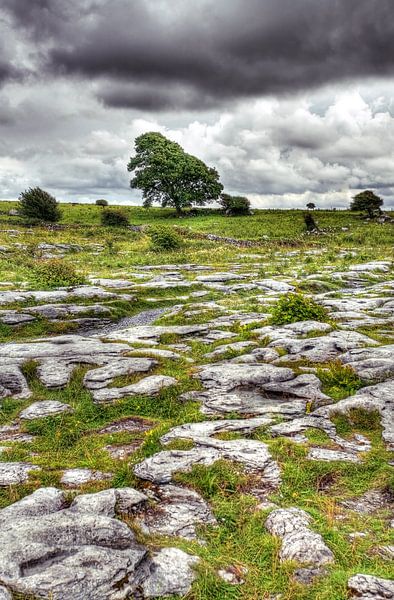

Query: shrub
220;193;251;215
270;293;329;325
18;187;61;222
96;199;108;207
148;226;182;251
31;259;86;289
101;208;129;227
317;361;363;400
304;212;319;232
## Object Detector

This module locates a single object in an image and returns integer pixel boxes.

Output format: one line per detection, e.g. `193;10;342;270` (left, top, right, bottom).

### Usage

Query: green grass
0;202;393;600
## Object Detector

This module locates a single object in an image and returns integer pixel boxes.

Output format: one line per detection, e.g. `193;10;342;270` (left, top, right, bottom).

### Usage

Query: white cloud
1;79;394;208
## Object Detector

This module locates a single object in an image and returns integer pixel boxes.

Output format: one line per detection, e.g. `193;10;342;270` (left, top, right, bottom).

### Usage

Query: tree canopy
127;132;223;215
350;190;383;217
18;187;61;222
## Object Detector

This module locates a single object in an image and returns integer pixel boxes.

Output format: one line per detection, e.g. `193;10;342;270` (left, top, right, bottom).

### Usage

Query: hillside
0;205;392;600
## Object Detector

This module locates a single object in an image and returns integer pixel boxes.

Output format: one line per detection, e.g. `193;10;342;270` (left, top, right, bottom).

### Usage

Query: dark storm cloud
21;0;394;110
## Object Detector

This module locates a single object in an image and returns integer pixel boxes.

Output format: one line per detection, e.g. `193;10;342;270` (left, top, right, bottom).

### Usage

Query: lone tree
306;202;316;210
127;132;223;216
220;193;251;216
350;190;383;218
18;187;61;222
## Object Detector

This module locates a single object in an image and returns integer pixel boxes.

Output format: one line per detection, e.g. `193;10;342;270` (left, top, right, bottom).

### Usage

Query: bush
96;199;108;207
18;187;61;222
304;212;319;232
148;226;182;251
270;292;329;325
220;193;251;216
31;259;86;289
101;208;129;226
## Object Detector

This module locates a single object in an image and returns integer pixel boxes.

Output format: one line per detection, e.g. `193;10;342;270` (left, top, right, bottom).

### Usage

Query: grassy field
0;202;393;600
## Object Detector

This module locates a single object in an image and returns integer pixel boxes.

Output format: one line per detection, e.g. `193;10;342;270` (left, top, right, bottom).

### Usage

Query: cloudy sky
1;0;394;209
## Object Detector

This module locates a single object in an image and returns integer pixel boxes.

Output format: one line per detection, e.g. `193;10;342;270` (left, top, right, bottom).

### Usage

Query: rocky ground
0;240;393;599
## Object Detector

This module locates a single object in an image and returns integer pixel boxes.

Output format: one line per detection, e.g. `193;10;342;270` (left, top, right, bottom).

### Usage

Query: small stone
218;566;248;585
136;484;216;541
265;508;334;567
348;574;394;599
308;448;361;463
0;462;40;486
69;488;147;516
0;586;12;600
19;400;73;420
60;468;112;487
142;547;199;598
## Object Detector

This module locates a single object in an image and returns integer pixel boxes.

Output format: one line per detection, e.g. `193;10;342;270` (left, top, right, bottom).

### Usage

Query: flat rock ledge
135;438;280;492
0;487;199;600
347;574;394;599
265;508;334;568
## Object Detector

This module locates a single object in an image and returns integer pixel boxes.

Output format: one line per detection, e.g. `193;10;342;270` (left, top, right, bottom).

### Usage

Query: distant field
0;201;393;250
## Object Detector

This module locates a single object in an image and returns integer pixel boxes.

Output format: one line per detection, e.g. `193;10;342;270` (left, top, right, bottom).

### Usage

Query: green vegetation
0;202;392;600
100;208;129;226
270;293;329;325
220;193;251;215
18;187;61;222
128;132;223;216
350;190;383;218
31;259;86;289
148;225;182;251
95;198;108;207
317;361;364;400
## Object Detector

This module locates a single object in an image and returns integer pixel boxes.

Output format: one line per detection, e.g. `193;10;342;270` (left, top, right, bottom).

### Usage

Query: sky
1;0;394;209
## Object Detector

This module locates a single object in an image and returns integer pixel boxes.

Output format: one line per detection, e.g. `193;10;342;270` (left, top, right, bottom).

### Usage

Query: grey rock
89;278;135;289
254;320;332;340
255;279;295;292
293;567;327;584
0;365;31;399
231;347;280;363
196;272;245;282
92;375;177;403
0;334;131;397
0;492;147;600
60;468;112;487
137;484;216;540
19;400;73;420
266;508;334;566
341;489;394;515
102;324;208;345
70;488;147;516
83;358;156;390
161;416;273;444
308;448;361;463
271;331;378;363
0;311;35;325
347;574;394;599
189;362;328;417
0;487;66;527
0;462;40;486
204;341;258;359
29;302;111;319
0;587;11;600
340;344;394;381
135;438;279;487
217;566;248;585
0;423;35;444
142;547;199;598
97;416;154;435
376;546;394;560
313;380;394;450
